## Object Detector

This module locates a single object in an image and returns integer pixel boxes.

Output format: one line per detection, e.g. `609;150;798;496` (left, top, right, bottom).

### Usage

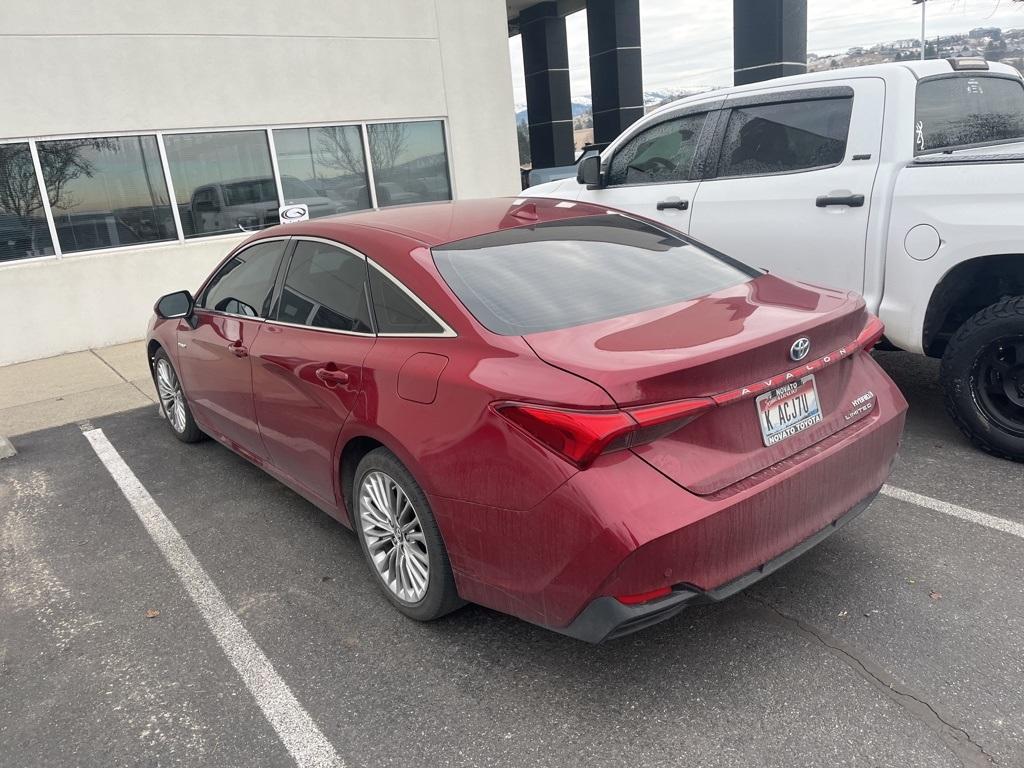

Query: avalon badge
790;337;811;362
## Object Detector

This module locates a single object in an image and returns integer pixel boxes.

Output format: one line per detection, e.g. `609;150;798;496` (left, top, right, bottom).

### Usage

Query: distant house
847;46;865;55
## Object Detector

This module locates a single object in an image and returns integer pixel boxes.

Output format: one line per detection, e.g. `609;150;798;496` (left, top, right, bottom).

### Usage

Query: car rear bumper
432;364;907;635
550;488;879;643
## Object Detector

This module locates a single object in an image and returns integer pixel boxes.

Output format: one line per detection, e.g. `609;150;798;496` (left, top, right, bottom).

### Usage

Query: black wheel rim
972;334;1024;438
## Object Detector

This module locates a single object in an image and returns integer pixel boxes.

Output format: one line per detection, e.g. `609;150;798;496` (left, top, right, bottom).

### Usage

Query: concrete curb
0;434;16;460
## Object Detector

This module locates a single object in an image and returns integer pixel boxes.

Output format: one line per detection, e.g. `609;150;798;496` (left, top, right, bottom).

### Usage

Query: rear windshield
431;215;757;336
915;75;1024;154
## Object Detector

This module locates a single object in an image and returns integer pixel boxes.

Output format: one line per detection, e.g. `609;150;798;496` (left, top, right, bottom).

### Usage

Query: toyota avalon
147;197;907;642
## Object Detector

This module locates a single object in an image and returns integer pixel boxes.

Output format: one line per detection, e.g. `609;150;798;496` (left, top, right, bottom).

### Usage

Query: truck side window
607;113;709;186
717;97;853;178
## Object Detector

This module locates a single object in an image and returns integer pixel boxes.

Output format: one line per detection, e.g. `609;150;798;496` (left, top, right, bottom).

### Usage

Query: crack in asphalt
744;594;997;768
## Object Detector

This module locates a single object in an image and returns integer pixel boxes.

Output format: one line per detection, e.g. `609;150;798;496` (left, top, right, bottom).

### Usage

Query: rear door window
915;75;1024;153
199;240;286;317
607;112;710;185
717;97;852;177
274;240;372;333
431;215;757;336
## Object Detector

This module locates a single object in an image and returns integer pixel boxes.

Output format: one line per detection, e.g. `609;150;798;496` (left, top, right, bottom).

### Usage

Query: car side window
368;265;444;335
198;240;285;317
274;240;373;333
717;97;852;178
607;112;709;186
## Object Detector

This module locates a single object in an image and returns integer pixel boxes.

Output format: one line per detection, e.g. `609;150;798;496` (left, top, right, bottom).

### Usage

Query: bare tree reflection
35;138;115;211
317;124;407;177
0;144;43;222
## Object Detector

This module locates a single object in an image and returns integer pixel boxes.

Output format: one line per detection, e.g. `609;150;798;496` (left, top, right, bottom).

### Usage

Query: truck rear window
431;215;757;336
915;75;1024;153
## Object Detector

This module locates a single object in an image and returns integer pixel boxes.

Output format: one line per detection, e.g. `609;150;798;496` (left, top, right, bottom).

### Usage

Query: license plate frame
756;374;823;447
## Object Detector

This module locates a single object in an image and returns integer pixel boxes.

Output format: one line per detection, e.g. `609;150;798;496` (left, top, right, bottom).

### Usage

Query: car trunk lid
524;275;876;494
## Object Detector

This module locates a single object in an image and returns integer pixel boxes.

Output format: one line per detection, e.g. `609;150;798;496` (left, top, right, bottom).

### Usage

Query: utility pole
913;0;927;60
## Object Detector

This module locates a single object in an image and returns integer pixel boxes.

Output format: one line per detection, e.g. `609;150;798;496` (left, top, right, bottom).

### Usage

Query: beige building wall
0;0;521;365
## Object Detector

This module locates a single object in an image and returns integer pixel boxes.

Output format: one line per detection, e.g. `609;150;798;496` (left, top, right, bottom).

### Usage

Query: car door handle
816;194;865;208
656;198;689;211
229;341;248;358
315;367;349;386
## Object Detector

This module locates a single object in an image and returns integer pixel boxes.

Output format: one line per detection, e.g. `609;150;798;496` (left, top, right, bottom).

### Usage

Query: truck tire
940;296;1024;461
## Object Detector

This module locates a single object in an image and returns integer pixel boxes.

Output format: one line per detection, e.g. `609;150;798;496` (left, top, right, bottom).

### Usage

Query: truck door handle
816;194;865;208
229;341;248;358
315;367;349;386
656;198;689;211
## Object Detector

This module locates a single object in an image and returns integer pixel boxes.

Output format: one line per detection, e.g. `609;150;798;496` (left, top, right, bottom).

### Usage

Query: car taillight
494;397;716;470
855;316;885;352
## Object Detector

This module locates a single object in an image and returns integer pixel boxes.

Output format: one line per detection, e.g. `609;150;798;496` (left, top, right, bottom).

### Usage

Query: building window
36;135;174;254
0;143;55;262
367;120;451;207
273;126;372;217
164;130;278;238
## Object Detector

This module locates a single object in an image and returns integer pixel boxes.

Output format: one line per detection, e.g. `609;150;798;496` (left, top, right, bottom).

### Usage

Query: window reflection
367;121;452;207
164;131;278;238
36;136;174;254
273;126;371;217
0;143;55;262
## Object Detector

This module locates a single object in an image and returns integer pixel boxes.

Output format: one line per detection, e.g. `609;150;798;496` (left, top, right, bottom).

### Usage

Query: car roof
256;197;614;248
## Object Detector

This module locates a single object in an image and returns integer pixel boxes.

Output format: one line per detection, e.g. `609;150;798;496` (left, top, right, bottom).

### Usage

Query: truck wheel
940;296;1024;461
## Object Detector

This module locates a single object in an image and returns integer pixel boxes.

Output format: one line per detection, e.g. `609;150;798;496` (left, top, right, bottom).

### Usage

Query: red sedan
147;197;907;642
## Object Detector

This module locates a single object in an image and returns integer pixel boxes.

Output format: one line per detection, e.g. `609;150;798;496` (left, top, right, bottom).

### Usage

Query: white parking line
881;484;1024;541
83;428;343;768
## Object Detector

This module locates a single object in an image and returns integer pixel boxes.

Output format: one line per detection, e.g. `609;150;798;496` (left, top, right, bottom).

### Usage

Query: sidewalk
0;340;156;438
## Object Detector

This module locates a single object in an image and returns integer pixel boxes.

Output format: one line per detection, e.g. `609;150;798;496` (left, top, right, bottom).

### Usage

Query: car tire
352;448;464;621
940;296;1024;462
152;348;205;444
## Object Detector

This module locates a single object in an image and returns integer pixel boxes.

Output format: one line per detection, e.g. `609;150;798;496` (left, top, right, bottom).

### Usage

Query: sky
508;0;1024;105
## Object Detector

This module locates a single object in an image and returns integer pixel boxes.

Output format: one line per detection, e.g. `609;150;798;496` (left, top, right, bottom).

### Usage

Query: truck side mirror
577;154;603;189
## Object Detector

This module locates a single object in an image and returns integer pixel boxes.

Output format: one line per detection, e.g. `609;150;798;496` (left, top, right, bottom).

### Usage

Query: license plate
756;375;823;446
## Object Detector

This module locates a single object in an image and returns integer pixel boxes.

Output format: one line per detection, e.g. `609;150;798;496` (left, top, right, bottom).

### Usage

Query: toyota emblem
790;337;811;362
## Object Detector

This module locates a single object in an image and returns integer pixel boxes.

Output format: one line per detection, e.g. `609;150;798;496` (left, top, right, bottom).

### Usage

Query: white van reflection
187;176;346;234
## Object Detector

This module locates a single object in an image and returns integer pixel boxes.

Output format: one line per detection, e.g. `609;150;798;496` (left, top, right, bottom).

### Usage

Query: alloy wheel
155;358;187;434
358;470;430;603
973;335;1024;438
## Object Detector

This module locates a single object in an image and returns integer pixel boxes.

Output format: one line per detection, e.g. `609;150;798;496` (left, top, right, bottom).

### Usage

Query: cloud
509;0;1024;104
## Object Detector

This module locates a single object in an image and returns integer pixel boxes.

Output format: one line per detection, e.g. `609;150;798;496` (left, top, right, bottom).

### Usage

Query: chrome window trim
263;317;375;338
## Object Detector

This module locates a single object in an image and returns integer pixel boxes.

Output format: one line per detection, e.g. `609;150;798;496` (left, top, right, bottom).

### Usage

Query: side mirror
155;290;194;320
577;154;603;189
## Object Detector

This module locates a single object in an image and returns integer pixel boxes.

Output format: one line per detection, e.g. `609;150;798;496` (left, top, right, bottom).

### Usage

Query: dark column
586;0;644;146
521;2;575;168
733;0;807;86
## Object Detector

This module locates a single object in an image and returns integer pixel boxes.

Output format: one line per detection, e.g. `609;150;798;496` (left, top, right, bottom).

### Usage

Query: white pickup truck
526;58;1024;461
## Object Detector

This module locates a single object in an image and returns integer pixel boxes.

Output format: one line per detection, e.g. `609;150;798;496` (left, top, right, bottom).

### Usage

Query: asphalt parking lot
2;350;1023;768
